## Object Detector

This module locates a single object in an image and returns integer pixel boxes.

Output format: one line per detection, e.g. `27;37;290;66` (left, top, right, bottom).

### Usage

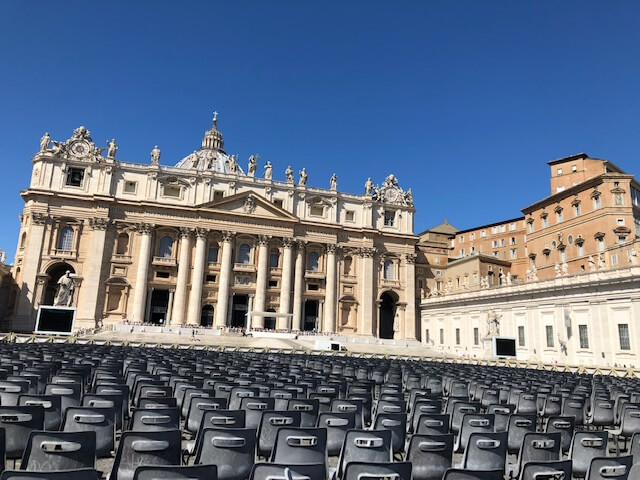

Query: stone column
14;212;48;330
292;241;305;331
404;253;417;340
252;235;271;329
215;231;234;327
278;238;294;330
171;228;192;325
247;294;254;330
323;244;337;333
76;218;110;327
166;289;174;326
318;300;324;332
358;247;376;336
132;223;153;323
186;228;208;325
144;288;153;323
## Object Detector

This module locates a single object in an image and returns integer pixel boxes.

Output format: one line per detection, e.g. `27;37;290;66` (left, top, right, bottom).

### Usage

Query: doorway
303;299;319;332
43;263;76;306
379;291;397;339
149;290;170;325
264;308;276;330
231;294;248;328
201;305;214;327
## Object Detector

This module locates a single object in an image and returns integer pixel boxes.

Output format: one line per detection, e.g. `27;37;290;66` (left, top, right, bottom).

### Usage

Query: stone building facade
9;118;418;339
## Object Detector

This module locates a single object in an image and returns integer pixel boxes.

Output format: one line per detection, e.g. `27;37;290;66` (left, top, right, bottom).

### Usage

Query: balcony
152;256;177;267
305;269;325;280
381;278;401;287
111;254;132;264
51;249;76;260
234;263;256;273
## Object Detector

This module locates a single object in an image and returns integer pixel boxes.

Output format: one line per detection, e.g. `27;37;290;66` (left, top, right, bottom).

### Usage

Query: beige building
9;118;419;339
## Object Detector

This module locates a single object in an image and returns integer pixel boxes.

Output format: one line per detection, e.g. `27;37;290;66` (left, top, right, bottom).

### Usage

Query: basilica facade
9;117;419;339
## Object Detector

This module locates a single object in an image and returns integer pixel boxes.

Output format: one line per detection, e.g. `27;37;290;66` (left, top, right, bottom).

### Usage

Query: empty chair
487;404;515;433
585;455;633;480
185;397;228;434
0;406;45;460
0;382;30;407
250;463;326;480
373;412;406;455
411;400;442;429
562;398;586;426
518;460;572;480
450;402;481;435
134;385;172;407
609;407;640;453
287;399;320;428
0;469;102;480
407;433;453;480
545;416;575;454
331;399;364;429
540;395;563;419
318;412;356;457
461;432;507;472
240;397;274;430
111;429;182;480
129;408;180;432
507;414;536;455
194;428;255;480
18;395;62;431
342;462;411;480
336;429;392;480
20;431;96;471
511;432;561;480
257;411;301;459
415;414;450;435
61;406;115;458
133;464;217;480
271;427;327;467
200;409;246;432
455;413;495;453
569;431;609;479
44;384;81;414
588;399;615;428
442;469;503;480
138;397;178;409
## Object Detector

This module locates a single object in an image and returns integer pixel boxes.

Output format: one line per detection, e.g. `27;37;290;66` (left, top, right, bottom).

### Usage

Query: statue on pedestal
40;132;50;152
364;178;373;195
151;145;161;165
247;155;258;177
531;265;538;281
555;262;561;277
0;250;5;264
299;168;308;186
588;255;596;272
107;139;118;158
264;161;273;180
53;271;76;307
228;155;238;174
506;272;512;286
285;166;294;184
598;253;606;270
561;261;568;275
485;310;501;337
330;173;337;191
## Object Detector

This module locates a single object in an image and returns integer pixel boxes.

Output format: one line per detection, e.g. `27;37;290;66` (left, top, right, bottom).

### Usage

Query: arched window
238;243;251;264
58;227;74;251
343;256;353;275
269;249;280;268
116;233;129;255
384;260;394;280
20;232;27;249
158;236;173;257
308;251;319;272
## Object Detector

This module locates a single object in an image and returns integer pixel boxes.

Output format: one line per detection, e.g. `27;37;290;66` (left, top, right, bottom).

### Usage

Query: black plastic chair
455;413;495;453
194;428;255;480
185;397;228;434
240;397;274;430
0;406;45;460
318;411;357;456
406;433;453;480
519;460;572;480
271;427;327;467
336;429;392;480
257;411;301;459
545;416;575;454
129;408;180;432
0;469;101;480
250;463;326;480
20;431;96;471
585;455;633;480
61;406;115;458
286;399;320;428
133;464;217;480
511;432;561;480
372;412;406;455
461;431;507;472
18;396;62;431
111;429;182;480
507;414;536;455
569;431;608;478
342;462;411;480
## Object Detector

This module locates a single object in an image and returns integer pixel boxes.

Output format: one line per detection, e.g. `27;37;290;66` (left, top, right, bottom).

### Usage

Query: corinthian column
404;253;417;340
323;244;337;333
252;235;270;329
358;247;376;336
132;223;153;323
215;231;234;327
278;238;294;330
292;241;305;331
171;228;192;325
76;218;110;326
186;228;208;325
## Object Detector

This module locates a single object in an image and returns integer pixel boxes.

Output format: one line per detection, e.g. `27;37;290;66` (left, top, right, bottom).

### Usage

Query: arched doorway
231;294;248;328
303;299;319;331
379;291;398;339
264;308;276;330
201;305;214;327
43;263;76;306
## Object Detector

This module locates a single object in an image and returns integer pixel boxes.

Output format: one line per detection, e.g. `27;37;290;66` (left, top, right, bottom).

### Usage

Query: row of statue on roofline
39;130;413;203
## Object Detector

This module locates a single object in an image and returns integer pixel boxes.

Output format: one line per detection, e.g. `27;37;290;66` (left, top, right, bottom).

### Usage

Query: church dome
173;113;245;175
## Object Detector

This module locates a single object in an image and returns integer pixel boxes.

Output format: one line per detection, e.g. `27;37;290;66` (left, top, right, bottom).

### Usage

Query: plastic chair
240;397;275;430
455;413;495;453
507;414;536;455
185;397;228;434
545;416;575;454
0;406;45;460
406;433;453;480
487;404;515;433
0;469;101;480
250;463;326;480
129;408;180;432
287;399;320;428
585;455;633;480
342;462;411;480
415;414;450;435
271;427;327;467
317;412;356;457
511;432;561;480
518;460;572;480
461;431;507;472
569;431;608;478
20;431;96;471
194;428;255;480
133;464;217;480
257;410;301;459
61;406;115;458
111;429;182;480
372;412;406;455
336;429;392;480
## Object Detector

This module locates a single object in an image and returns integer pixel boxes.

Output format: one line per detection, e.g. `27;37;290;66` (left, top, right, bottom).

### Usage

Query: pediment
197;191;299;222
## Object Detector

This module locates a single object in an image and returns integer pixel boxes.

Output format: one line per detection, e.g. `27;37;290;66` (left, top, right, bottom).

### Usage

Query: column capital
326;243;338;255
136;222;154;235
281;237;294;248
195;227;209;239
294;239;308;250
31;212;49;225
257;234;271;246
358;246;377;258
179;227;193;239
405;253;417;264
88;218;110;230
221;230;234;242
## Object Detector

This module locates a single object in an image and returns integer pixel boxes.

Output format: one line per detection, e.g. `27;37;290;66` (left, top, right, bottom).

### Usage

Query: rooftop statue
285;166;294;184
598;253;606;270
330;173;337;191
151;145;161;165
364;178;373;195
264;161;273;180
228;155;238;174
247;154;258;178
107;138;118;159
40;132;50;152
588;255;596;272
299;168;308;186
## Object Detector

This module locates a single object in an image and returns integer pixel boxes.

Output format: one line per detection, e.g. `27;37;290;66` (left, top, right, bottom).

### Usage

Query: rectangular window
269;252;279;268
435;270;442;276
273;198;284;209
546;325;554;348
205;274;216;283
459;249;465;257
578;325;589;349
155;271;170;279
163;185;181;198
560;249;566;262
492;240;498;248
500;225;506;233
492;227;498;234
345;210;355;222
207;247;219;263
66;168;85;187
473;328;479;346
518;326;525;347
470;246;476;254
455;328;460;345
578;244;584;256
542;217;548;228
510;237;516;245
574;204;581;216
439;329;444;345
619;324;631;350
611;254;618;266
493;251;499;258
557;168;563;176
123;181;137;194
510;249;517;259
618;236;627;245
510;223;516;231
384;210;395;227
213;190;224;202
470;233;475;241
310;205;324;217
617;218;625;226
308;283;319;291
529;222;534;233
268;279;278;288
500;239;506;247
557;211;563;223
572;165;577;172
598;238;605;252
459;235;464;243
480;230;486;238
593;197;601;209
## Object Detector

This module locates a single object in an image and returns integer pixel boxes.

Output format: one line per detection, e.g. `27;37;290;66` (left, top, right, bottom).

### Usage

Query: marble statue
40;132;50;152
107;139;118;158
247;155;258;178
499;272;506;285
629;250;638;265
531;265;538;281
190;151;200;168
526;269;531;281
404;188;413;204
485;310;501;336
151;145;161;165
285;166;294;183
53;271;75;307
51;141;63;155
298;168;308;186
480;276;489;289
330;173;337;191
558;334;568;355
264;161;273;180
0;250;5;264
555;262;561;277
598;253;606;270
365;178;373;195
588;255;596;272
228;155;238;174
561;261;568;275
506;272;512;286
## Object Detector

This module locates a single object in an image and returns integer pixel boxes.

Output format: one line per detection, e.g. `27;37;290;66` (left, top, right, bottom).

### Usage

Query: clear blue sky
2;1;640;261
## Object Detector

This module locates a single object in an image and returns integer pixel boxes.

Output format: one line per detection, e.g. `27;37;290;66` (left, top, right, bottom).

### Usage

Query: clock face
70;140;91;158
385;189;398;202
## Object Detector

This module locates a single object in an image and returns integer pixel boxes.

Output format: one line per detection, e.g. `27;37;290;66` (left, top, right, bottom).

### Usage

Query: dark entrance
231;294;248;328
149;290;170;325
264;309;276;330
303;300;319;332
43;263;76;306
201;305;214;327
379;291;397;340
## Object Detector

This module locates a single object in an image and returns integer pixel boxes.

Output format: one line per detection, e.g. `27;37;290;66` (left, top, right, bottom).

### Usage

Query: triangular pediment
197;191;299;222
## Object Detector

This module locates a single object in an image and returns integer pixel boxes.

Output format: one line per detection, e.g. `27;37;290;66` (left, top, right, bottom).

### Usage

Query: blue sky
1;1;640;260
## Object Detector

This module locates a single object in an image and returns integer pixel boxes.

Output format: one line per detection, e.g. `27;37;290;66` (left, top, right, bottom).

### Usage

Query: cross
212;111;218;121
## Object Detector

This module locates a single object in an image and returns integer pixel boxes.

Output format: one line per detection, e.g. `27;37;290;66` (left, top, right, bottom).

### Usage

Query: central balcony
152;256;177;267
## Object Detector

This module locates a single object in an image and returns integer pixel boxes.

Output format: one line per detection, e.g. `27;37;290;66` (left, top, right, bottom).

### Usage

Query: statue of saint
0;250;5;264
555;262;561;277
598;253;606;270
107;138;118;158
485;310;501;336
404;188;413;204
40;132;50;152
53;271;76;307
285;166;294;183
264;161;273;180
393;313;400;333
247;155;258;178
299;168;308;186
151;145;161;165
506;272;512;286
330;173;337;191
228;155;238;174
364;178;373;195
531;265;538;281
588;255;596;272
561;261;568;275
